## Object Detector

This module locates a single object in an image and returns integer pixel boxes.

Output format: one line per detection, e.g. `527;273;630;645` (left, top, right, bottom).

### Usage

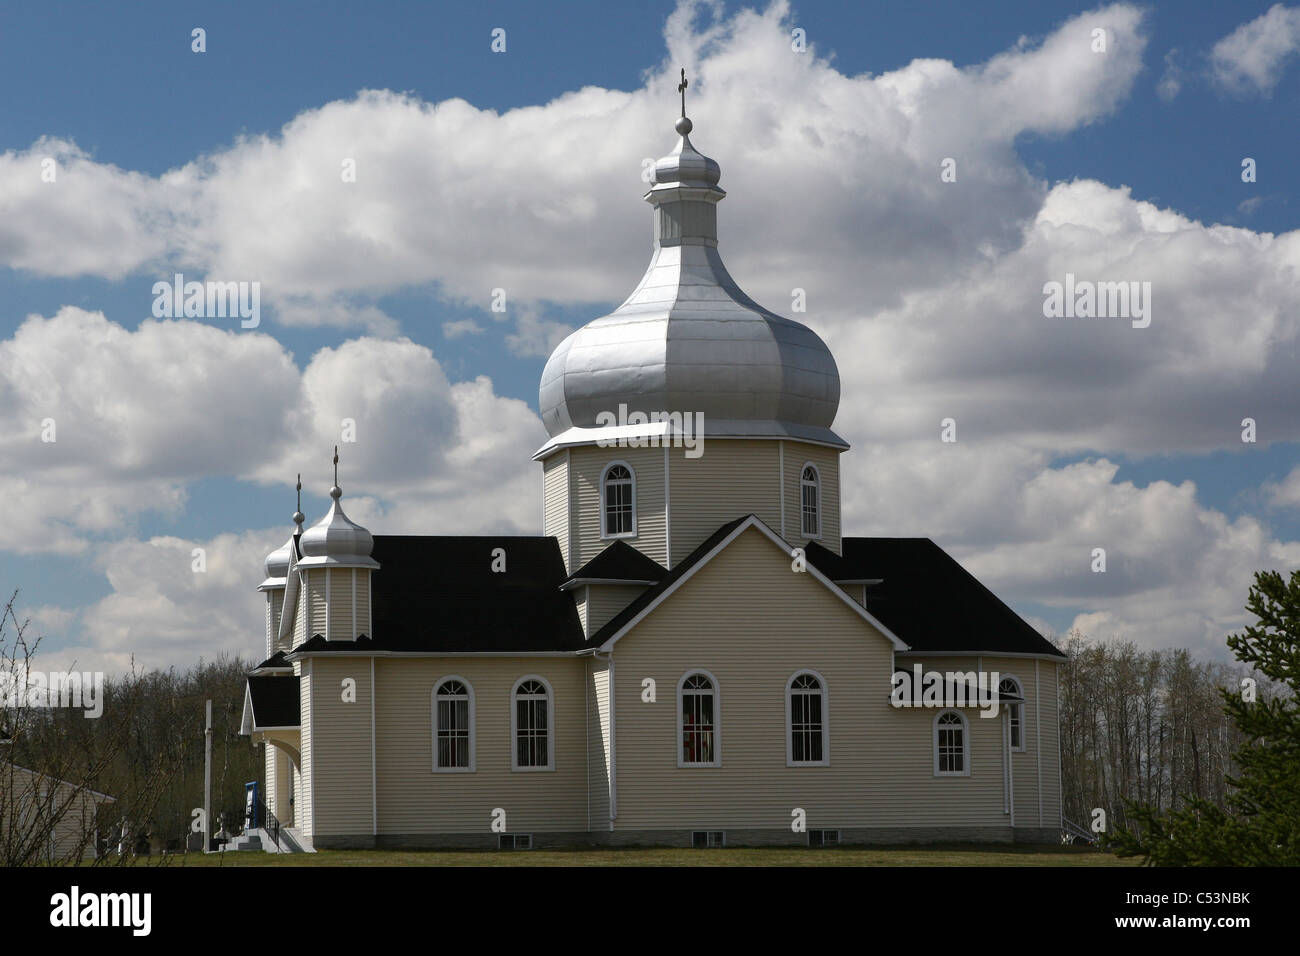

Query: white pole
204;699;213;852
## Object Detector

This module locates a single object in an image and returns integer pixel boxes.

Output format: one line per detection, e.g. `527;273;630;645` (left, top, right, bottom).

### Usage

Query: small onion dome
259;534;295;590
651;119;721;189
297;485;379;570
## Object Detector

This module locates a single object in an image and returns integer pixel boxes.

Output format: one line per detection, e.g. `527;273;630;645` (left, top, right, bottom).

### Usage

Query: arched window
934;710;969;776
787;671;828;765
602;462;636;537
1000;676;1024;751
678;671;720;767
800;464;820;537
433;677;474;772
512;676;554;771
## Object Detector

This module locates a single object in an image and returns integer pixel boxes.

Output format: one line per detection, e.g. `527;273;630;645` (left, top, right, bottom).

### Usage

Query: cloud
442;318;484;339
1156;48;1185;101
1210;3;1300;95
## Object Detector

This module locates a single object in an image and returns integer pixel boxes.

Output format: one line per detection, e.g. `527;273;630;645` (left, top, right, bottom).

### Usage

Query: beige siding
309;658;374;836
609;526;1008;831
575;587;589;635
542;452;571;571
587;658;611;826
374;658;588;834
267;590;283;654
307;570;327;641
327;567;358;641
296;661;313;834
356;571;371;637
783;441;842;553
570;445;667;569
294;574;307;647
586;583;647;635
669;440;781;565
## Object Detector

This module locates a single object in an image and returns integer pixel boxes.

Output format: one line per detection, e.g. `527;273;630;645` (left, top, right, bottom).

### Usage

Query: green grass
123;843;1134;867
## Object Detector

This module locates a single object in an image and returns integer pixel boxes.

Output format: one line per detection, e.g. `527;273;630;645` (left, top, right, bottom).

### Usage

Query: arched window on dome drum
800;465;820;538
603;463;635;537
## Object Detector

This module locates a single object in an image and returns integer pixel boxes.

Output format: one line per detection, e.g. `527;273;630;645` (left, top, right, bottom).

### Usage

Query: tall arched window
787;671;828;766
433;677;474;772
602;462;636;537
512;676;554;771
678;671;720;767
934;710;969;776
1000;676;1024;751
800;464;820;537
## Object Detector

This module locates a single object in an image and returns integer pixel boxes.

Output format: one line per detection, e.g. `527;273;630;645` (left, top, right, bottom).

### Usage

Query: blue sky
1;0;1298;670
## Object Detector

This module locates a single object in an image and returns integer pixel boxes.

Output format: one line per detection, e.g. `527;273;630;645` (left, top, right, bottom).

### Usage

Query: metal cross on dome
678;67;688;117
333;445;339;487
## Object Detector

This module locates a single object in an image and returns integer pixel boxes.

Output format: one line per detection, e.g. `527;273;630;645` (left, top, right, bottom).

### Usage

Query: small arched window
800;464;820;537
934;710;969;776
1000;676;1024;751
512;676;554;771
602;463;636;537
433;677;474;772
787;671;828;765
678;671;719;767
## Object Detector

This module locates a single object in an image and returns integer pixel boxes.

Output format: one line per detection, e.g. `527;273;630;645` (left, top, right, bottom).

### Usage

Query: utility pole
204;699;212;852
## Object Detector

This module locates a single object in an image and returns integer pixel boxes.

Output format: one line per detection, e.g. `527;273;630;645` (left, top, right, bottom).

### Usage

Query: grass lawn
139;843;1136;867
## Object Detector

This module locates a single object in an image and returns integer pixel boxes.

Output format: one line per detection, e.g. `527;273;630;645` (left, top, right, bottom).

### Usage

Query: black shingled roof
254;650;291;670
564;540;667;586
292;535;586;654
247;675;300;728
806;538;1064;658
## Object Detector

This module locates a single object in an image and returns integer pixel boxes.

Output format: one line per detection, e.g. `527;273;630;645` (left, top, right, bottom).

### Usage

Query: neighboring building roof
292;535;586;655
252;650;292;672
806;539;1065;658
3;763;116;802
245;675;301;728
562;540;667;588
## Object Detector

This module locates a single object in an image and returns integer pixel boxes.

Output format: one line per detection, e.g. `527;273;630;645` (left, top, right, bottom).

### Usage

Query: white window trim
799;462;822;540
432;676;476;773
510;674;555;772
1000;674;1026;752
676;669;721;768
600;460;637;540
933;709;971;777
785;669;829;767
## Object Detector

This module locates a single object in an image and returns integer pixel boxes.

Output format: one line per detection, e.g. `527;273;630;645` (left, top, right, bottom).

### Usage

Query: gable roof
562;540;667;588
289;535;586;655
589;515;909;651
243;675;301;729
806;538;1065;658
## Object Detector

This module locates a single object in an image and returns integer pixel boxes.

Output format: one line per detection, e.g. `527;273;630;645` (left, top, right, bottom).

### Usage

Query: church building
241;93;1066;850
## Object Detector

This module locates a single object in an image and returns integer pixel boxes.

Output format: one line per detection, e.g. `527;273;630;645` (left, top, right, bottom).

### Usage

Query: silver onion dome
297;484;379;569
262;534;294;583
537;102;842;453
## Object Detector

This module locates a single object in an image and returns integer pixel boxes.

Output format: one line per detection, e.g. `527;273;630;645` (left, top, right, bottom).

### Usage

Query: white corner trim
778;440;786;540
663;444;671;568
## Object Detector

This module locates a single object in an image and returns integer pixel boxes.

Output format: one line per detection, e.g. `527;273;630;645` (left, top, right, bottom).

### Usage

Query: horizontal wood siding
327;568;355;641
784;441;842;553
309;658;374;836
669;440;780;565
610;526;1007;831
374;658;587;834
307;570;327;641
356;571;371;638
588;658;611;826
586;583;648;635
297;661;313;835
542;452;570;571
570;446;667;569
